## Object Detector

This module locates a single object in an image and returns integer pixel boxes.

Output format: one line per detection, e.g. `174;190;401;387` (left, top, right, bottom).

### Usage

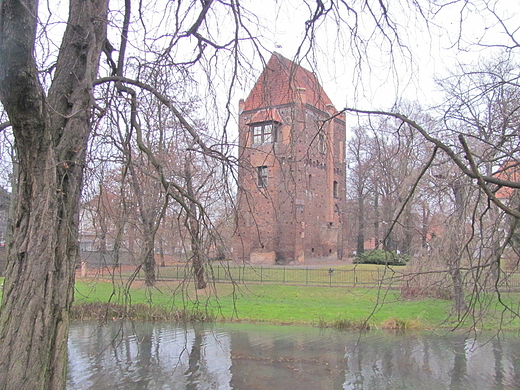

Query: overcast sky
238;1;520;113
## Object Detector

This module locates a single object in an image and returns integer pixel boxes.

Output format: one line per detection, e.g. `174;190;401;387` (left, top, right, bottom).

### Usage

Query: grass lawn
2;275;519;330
203;283;450;328
72;277;520;330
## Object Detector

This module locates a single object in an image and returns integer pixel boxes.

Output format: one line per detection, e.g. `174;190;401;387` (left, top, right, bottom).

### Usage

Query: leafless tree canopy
0;0;519;388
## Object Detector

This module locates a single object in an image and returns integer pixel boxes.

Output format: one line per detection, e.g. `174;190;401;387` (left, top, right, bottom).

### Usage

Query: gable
243;53;334;112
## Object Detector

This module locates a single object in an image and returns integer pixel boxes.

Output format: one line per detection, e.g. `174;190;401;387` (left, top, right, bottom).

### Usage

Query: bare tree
345;56;520;318
2;0;518;387
347;106;436;257
0;1;108;388
345;77;520;323
346;127;375;255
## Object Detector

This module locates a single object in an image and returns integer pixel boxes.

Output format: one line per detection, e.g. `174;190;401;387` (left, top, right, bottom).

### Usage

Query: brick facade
234;53;347;264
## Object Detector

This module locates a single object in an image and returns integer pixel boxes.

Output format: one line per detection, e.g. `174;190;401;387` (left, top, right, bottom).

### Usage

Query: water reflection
67;322;520;389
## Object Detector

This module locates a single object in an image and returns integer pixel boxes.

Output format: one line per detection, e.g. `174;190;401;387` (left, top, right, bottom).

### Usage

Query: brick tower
234;53;347;264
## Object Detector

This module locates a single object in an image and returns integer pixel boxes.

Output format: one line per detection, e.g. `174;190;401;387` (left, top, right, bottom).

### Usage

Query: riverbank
71;278;520;331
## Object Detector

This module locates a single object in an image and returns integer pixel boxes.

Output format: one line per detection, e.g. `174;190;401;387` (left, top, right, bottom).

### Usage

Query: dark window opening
318;132;326;154
333;181;338;198
257;166;268;187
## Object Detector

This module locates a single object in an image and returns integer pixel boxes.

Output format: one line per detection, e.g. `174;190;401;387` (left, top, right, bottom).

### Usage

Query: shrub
354;249;409;266
400;254;454;300
380;317;423;331
317;316;370;330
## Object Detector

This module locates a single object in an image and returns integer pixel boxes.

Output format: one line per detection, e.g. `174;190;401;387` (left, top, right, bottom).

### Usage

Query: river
67;321;520;389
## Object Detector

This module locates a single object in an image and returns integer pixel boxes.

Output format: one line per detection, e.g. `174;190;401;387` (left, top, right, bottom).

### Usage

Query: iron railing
153;264;405;287
89;263;520;290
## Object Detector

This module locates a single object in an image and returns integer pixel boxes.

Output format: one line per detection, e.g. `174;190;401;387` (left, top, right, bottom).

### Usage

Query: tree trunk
112;195;129;269
373;187;380;249
421;202;429;249
159;236;166;267
402;204;413;255
0;1;107;388
356;193;365;255
142;223;157;287
127;162;159;287
185;159;206;289
450;180;468;318
97;176;109;267
450;266;467;318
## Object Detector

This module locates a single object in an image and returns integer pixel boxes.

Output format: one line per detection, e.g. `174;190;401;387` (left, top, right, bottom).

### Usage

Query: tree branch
343;107;520;190
0;121;11;132
94;76;232;163
459;134;520;219
116;0;131;76
115;81;215;232
384;146;439;246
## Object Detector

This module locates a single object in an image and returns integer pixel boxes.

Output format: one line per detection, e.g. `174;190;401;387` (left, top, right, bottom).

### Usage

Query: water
67;322;520;389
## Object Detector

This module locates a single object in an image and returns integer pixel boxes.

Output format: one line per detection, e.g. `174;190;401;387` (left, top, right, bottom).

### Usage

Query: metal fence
151;264;520;291
89;263;520;290
153;264;405;287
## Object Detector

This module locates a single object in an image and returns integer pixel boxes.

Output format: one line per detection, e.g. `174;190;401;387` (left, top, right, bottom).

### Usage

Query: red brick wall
234;55;347;264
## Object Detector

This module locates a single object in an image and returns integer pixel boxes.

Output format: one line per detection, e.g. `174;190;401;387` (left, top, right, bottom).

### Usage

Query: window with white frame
251;122;277;145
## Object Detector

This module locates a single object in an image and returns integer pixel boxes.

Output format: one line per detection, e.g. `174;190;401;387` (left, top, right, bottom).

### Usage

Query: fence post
306;268;309;285
283;267;286;284
260;266;263;283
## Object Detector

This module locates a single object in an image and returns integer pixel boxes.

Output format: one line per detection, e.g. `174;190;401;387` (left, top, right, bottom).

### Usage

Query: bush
354;249;409;266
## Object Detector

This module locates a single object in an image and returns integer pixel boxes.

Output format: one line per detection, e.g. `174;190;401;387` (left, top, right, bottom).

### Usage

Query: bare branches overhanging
94;76;233;164
344;107;520;191
1;1;520;388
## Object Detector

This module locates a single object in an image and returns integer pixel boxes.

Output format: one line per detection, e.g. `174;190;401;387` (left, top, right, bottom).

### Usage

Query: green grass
3;276;520;330
72;278;465;329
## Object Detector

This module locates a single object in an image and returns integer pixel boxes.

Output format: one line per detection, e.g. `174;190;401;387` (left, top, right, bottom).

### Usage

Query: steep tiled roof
243;53;335;112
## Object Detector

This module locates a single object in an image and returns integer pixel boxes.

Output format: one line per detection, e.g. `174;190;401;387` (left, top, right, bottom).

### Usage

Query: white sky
236;0;520;114
31;0;520;139
2;0;520;186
